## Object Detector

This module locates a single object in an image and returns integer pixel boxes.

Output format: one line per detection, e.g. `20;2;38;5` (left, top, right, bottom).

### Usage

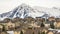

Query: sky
0;0;60;14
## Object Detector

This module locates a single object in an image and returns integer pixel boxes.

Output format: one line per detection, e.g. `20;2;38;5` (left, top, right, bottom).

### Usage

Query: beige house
0;24;3;31
41;28;48;34
5;21;15;31
47;31;54;34
15;22;20;27
48;17;55;21
44;24;50;28
29;21;40;28
36;17;45;22
1;32;7;34
14;31;20;34
54;21;60;29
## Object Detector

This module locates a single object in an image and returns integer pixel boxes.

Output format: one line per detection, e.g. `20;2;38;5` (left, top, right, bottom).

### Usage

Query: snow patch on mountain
0;4;45;20
0;4;60;20
33;6;60;18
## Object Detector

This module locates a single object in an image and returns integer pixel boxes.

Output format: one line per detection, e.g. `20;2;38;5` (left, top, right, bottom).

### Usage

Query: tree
41;32;45;34
20;31;23;34
2;25;5;31
50;22;54;29
38;32;40;34
32;32;34;34
41;23;45;27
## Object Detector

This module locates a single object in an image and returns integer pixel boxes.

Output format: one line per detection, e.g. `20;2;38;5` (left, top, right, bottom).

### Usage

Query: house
7;31;14;34
24;29;33;34
54;21;60;29
0;24;3;31
3;18;11;23
29;21;40;28
36;17;45;22
5;21;15;31
45;22;55;29
24;17;35;23
1;31;8;34
12;17;22;22
14;31;20;34
56;33;60;34
45;24;50;28
24;27;40;34
15;22;20;28
47;31;54;34
48;17;55;22
43;28;48;34
55;18;60;22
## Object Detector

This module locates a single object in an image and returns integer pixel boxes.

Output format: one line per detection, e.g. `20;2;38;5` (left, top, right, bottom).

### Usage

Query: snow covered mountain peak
0;3;60;20
0;4;45;20
33;6;60;18
19;3;29;7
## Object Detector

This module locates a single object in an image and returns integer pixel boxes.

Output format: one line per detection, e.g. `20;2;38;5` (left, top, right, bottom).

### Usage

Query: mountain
0;4;60;20
0;4;45;20
33;6;60;18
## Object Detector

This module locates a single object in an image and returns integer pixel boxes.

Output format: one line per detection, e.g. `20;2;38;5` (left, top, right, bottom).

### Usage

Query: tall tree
50;21;54;29
41;23;45;27
20;31;23;34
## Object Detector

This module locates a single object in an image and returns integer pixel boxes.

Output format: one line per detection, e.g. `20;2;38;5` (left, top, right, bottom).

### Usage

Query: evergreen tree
41;23;45;27
20;31;23;34
32;32;34;34
38;32;40;34
50;22;54;29
41;32;45;34
2;25;5;31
